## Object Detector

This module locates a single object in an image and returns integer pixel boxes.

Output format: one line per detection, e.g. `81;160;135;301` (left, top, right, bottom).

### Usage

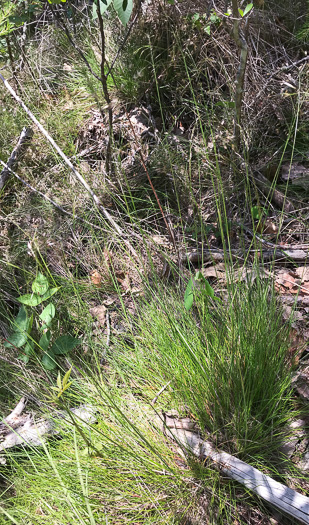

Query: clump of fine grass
112;273;297;465
0;364;279;525
0;377;204;525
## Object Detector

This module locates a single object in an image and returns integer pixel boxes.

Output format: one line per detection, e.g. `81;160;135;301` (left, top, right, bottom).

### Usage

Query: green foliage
50;368;73;398
184;271;215;311
92;0;133;26
115;276;296;462
238;3;253;17
188;9;222;35
4;273;80;370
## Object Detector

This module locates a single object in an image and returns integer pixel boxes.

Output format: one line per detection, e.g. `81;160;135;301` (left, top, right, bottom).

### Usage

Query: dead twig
252;170;295;213
151;381;171;406
0;127;33;190
153;414;309;524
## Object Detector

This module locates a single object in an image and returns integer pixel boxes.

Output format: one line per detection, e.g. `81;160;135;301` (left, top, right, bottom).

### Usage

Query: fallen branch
155;414;309;524
183;246;308;264
252;171;295;213
0;398;96;464
0;126;33;190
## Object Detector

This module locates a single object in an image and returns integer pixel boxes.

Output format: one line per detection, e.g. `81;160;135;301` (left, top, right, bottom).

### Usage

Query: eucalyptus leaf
243;3;253;16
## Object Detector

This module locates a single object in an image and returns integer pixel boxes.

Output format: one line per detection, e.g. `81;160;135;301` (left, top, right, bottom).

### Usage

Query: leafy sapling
50;368;73;400
4;272;80;371
184;271;217;311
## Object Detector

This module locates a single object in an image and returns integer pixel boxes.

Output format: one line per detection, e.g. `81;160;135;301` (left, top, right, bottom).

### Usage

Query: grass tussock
113;274;296;463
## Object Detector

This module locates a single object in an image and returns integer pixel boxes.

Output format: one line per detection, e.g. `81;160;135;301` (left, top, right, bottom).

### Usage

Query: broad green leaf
41;287;59;301
243;3;253;16
50;335;81;355
204;280;215;298
42;352;57;370
238;8;244;16
4;307;31;348
32;273;49;295
92;0;112;19
39;303;56;327
194;271;206;282
18;354;30;364
204;25;211;35
18;293;44;306
184;278;194;311
113;0;133;26
251;205;267;220
24;341;34;355
18;288;58;306
194;273;215;298
18;341;34;363
4;331;28;348
13;306;28;331
39;330;51;353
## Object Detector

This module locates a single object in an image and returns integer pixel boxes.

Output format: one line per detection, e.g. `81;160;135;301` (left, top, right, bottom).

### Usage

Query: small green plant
51;368;73;399
184;271;216;311
189;10;222;35
4;273;80;371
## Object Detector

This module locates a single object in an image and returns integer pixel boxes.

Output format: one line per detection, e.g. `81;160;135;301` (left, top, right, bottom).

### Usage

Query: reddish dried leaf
90;270;102;287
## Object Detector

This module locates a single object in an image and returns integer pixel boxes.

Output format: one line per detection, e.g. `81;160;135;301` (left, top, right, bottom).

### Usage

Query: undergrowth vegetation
0;0;309;523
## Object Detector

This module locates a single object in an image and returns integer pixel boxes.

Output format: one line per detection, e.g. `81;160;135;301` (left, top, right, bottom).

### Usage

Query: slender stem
97;0;113;174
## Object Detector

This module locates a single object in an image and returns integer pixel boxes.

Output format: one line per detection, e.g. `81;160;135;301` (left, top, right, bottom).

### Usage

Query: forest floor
0;1;309;523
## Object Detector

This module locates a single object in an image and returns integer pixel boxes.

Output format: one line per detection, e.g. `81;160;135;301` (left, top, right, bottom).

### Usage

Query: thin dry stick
97;0;113;174
0;126;33;189
0;73;122;236
155;416;309;524
151;381;171;405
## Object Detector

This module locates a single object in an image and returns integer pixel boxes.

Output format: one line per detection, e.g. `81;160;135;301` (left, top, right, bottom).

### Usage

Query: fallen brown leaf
90;270;103;287
115;271;131;292
295;266;309;282
89;305;107;327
